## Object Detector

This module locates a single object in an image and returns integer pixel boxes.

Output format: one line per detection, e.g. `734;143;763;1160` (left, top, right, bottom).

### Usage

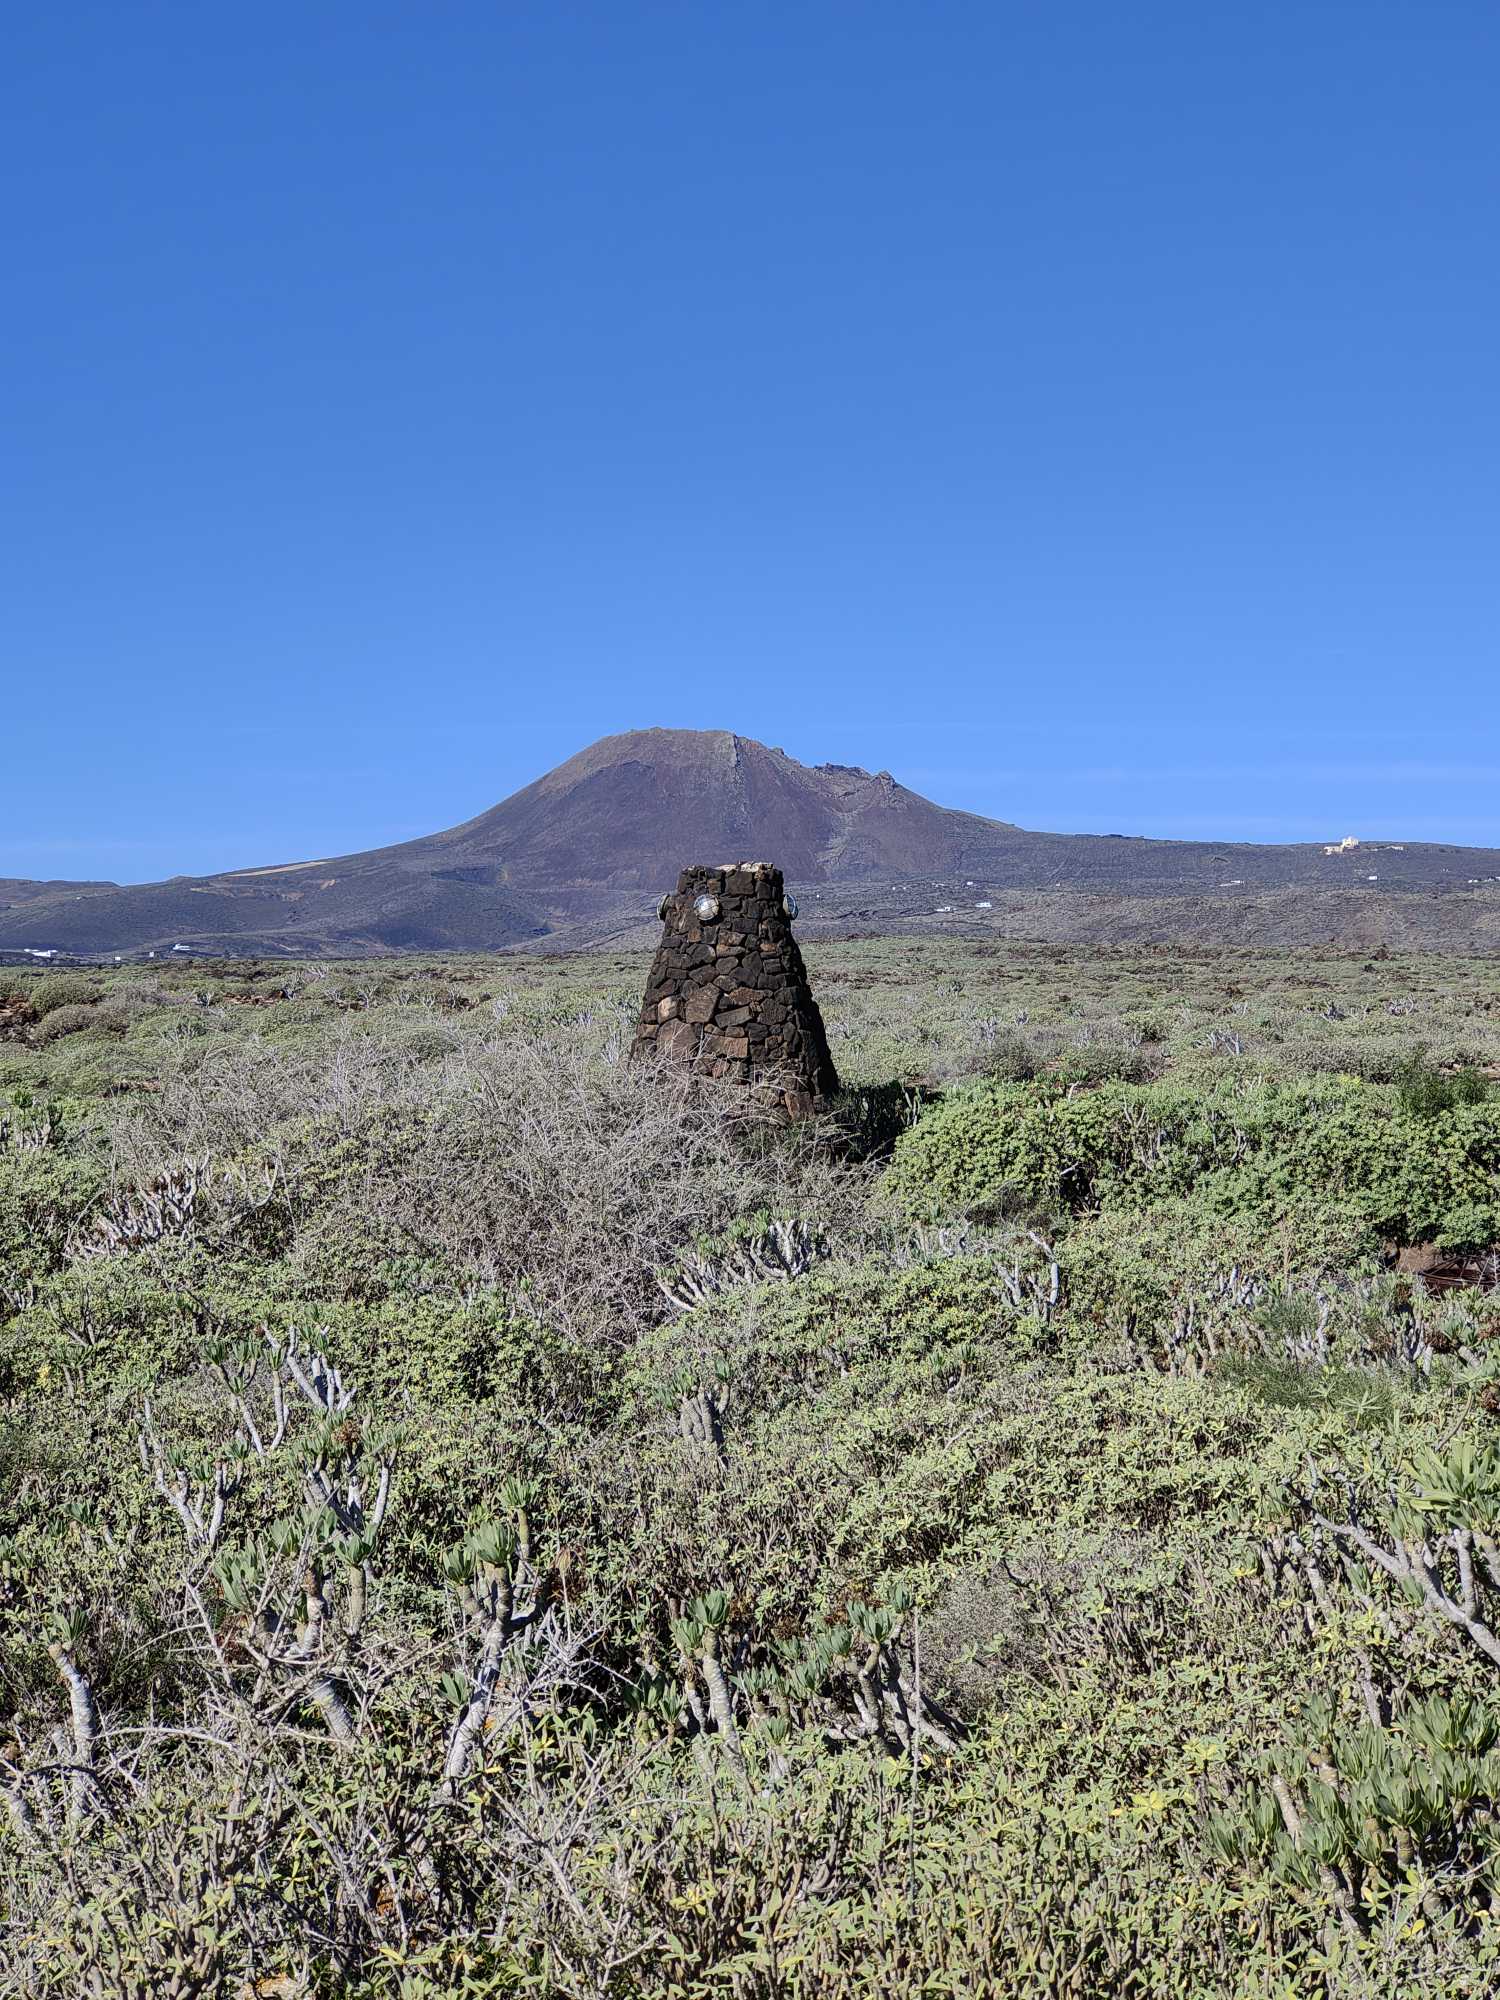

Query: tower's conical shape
632;862;838;1116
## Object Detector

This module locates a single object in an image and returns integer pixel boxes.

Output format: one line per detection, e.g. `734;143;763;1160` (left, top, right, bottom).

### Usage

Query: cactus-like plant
45;1610;100;1829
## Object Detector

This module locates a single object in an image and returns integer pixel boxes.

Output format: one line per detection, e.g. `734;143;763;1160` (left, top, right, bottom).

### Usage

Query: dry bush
923;1530;1192;1719
103;1014;867;1343
106;1017;438;1169
340;1032;862;1340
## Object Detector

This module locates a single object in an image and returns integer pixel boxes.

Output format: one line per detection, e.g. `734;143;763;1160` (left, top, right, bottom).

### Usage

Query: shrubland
3;942;1500;1994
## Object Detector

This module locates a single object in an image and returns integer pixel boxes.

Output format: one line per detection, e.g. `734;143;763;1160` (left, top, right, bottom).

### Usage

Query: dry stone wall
633;862;839;1116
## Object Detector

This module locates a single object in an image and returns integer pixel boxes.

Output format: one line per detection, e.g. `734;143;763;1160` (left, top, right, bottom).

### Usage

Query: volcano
4;728;1499;958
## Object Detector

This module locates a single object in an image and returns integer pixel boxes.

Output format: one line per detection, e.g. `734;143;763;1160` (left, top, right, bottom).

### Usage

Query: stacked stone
633;862;839;1117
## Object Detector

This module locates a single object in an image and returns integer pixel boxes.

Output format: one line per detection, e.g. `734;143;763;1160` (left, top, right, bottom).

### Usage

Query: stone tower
633;862;839;1116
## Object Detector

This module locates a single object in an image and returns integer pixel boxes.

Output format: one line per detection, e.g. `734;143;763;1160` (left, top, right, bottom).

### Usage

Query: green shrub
0;1148;106;1284
886;1074;1500;1249
1394;1047;1491;1118
627;1251;1041;1428
977;1026;1039;1083
27;974;103;1017
32;1002;127;1045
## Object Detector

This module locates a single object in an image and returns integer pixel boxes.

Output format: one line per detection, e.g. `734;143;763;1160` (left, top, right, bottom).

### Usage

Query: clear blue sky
4;2;1497;882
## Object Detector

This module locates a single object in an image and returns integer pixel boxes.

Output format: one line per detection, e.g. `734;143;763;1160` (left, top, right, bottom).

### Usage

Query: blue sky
4;2;1497;881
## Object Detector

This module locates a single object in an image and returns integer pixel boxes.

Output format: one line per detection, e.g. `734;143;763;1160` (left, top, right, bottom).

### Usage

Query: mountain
433;730;1021;890
3;728;1500;959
